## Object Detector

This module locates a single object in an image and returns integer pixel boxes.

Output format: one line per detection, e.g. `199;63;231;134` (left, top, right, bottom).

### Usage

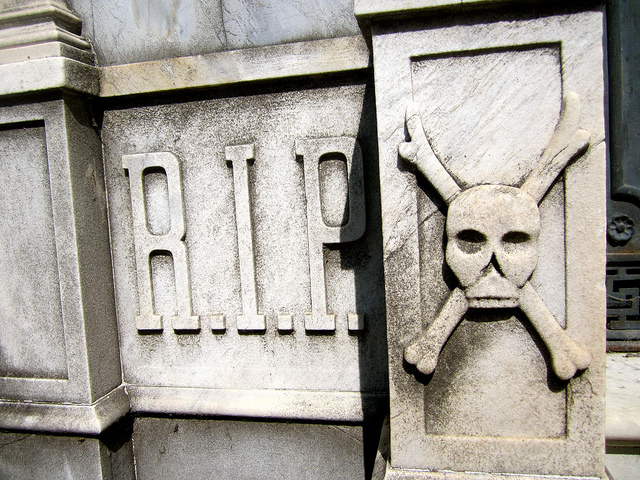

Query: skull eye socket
502;231;530;244
457;229;486;243
456;229;486;253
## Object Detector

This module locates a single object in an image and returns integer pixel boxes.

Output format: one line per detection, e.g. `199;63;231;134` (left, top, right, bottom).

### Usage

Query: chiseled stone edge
0;386;129;435
0;2;83;31
371;419;603;480
378;467;602;479
0;56;99;96
354;0;571;19
99;35;370;98
0;36;369;98
127;385;387;422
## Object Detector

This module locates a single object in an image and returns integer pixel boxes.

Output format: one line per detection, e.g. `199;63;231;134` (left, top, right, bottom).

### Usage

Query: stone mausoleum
0;0;638;479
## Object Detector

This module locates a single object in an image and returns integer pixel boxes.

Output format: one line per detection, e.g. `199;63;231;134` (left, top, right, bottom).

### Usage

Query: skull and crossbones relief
400;92;592;381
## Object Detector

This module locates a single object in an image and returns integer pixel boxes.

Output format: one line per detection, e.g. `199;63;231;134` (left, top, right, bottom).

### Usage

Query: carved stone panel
0;121;66;380
368;8;606;479
103;82;386;418
0;98;122;408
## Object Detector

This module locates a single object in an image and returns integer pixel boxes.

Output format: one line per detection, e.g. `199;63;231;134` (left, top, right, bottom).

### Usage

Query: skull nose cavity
487;254;505;277
456;229;486;254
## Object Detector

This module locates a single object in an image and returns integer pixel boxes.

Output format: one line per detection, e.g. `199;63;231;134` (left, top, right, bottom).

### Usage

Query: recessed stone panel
103;82;386;403
0;122;67;380
369;8;606;479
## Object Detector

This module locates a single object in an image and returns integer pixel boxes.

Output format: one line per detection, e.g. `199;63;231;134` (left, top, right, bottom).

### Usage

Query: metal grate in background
607;256;640;349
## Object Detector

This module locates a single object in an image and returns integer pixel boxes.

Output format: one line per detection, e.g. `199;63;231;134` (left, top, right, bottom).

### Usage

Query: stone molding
99;35;370;98
127;386;387;422
354;0;588;19
0;386;129;435
0;0;93;64
0;56;98;95
0;35;368;98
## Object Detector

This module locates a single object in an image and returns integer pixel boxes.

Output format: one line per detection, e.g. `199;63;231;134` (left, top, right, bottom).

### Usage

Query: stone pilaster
357;1;606;478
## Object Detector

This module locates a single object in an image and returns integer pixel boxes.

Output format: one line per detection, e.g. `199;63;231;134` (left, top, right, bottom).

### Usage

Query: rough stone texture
99;36;370;98
67;0;360;66
369;7;606;479
0;430;134;480
132;417;372;480
0;0;93;65
102;77;387;418
0;98;122;408
69;0;227;66
222;0;359;50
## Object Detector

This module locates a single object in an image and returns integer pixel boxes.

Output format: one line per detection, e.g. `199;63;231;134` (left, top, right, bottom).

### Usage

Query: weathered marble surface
102;78;387;418
0;98;122;409
0;430;134;480
132;417;374;480
0;1;625;479
368;6;606;479
222;0;359;50
68;0;360;66
99;35;369;97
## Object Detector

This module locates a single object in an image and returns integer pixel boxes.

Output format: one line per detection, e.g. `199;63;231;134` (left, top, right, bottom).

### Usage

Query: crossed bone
400;92;592;381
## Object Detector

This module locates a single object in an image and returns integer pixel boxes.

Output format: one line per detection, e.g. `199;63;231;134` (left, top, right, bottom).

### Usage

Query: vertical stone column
357;1;606;478
0;1;130;478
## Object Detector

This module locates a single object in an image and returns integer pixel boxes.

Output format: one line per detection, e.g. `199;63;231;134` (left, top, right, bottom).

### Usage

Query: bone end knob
519;282;591;381
404;288;468;375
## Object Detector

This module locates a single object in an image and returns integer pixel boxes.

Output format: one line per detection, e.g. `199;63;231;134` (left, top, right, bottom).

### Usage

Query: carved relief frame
0;99;122;410
372;10;605;477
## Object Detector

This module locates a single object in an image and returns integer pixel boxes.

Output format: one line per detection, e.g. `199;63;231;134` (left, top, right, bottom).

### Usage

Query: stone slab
100;35;370;97
102;77;387;419
132;417;368;480
370;8;605;479
0;428;134;480
0;386;129;435
127;386;386;421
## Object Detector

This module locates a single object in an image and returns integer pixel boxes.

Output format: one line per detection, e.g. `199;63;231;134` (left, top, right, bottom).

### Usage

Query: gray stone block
0;430;134;480
132;417;367;480
102;78;387;419
365;4;606;478
222;0;360;50
76;0;227;66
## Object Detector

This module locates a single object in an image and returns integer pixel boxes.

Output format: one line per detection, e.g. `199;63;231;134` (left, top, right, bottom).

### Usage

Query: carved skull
400;93;593;379
446;185;540;308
